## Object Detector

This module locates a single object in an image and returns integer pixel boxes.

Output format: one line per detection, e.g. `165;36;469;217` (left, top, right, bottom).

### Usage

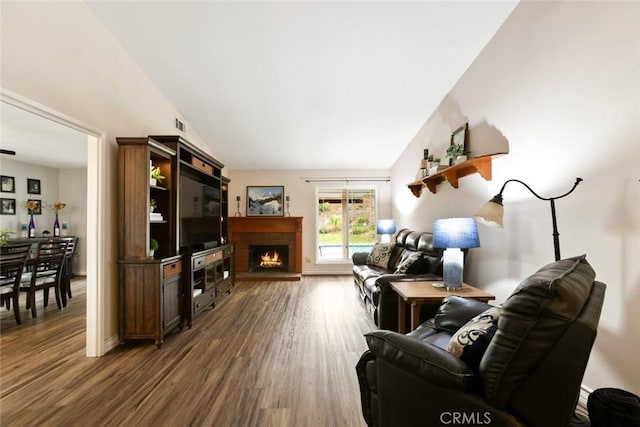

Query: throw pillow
447;306;500;371
394;251;423;274
366;243;395;269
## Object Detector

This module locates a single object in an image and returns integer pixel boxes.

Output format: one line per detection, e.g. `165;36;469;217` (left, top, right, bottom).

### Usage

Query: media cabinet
117;136;234;347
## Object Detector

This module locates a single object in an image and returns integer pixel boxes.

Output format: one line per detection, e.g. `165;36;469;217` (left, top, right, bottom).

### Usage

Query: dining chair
55;236;78;304
20;240;68;318
0;243;32;324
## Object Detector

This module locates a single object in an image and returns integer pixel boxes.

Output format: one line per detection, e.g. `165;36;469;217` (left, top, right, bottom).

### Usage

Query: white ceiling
86;1;517;170
1;2;518;171
0;102;88;169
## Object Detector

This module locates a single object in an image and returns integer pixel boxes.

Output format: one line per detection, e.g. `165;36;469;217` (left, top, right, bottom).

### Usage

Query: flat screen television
179;173;220;250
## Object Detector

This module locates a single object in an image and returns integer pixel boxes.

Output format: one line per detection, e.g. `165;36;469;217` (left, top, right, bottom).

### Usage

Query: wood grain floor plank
1;275;375;426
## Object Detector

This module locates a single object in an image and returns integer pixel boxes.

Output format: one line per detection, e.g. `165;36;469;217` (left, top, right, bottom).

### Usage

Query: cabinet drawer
193;288;215;313
205;251;222;264
192;255;206;270
163;260;182;279
216;279;233;296
191;156;213;175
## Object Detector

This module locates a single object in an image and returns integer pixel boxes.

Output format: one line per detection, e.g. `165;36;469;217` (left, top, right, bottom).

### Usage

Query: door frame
1;88;107;357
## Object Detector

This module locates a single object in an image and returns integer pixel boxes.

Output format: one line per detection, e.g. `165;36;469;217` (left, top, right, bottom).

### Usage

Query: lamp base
380;234;391;244
443;248;464;290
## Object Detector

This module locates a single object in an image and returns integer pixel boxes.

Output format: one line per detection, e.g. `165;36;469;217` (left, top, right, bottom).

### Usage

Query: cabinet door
163;276;182;332
162;259;182;332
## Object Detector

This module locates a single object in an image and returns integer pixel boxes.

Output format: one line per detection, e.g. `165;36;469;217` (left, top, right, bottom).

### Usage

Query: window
316;186;377;261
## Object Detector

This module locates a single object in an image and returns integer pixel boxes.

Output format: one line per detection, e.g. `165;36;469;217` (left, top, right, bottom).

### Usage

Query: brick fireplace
228;216;303;281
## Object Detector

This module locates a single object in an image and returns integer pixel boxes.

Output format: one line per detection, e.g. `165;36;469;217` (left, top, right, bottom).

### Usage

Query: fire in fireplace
249;245;289;272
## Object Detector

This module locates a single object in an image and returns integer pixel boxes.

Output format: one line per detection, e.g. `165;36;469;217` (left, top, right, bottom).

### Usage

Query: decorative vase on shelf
28;214;36;238
53;213;61;237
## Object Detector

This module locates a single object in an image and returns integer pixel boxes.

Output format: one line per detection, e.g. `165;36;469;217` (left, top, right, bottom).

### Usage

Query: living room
1;1;638;425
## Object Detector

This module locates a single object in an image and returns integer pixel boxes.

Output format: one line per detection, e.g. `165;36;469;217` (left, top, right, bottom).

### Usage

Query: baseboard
577;384;592;416
103;334;120;355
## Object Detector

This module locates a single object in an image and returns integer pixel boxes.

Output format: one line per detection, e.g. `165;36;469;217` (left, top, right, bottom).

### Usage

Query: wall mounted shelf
408;152;507;197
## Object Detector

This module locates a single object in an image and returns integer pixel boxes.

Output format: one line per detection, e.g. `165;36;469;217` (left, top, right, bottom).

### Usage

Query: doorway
0;90;105;356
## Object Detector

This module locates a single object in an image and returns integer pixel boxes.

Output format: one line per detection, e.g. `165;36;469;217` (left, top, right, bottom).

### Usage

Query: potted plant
150;166;165;186
149;198;157;213
446;143;467;165
0;227;11;245
149;238;159;258
429;157;442;175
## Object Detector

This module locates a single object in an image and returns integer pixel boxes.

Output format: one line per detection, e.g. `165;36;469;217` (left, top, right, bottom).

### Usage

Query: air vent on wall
175;118;186;133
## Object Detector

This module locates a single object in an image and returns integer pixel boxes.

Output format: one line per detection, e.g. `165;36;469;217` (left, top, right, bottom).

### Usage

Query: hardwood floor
1;275;375;426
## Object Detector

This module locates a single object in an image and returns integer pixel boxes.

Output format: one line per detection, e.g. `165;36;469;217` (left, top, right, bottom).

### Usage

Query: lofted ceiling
0;102;88;169
86;1;517;170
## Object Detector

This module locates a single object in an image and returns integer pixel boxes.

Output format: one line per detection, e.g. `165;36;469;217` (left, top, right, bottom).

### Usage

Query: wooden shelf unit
117;137;181;347
408;153;507;197
117;135;234;348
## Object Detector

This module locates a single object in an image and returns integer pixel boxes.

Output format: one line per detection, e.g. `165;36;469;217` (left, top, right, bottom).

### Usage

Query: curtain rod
304;177;390;183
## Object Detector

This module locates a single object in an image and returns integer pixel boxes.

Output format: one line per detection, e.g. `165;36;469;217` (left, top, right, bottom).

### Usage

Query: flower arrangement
51;201;66;212
24;200;38;213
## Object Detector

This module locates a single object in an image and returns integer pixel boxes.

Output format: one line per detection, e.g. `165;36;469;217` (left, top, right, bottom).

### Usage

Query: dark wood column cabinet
117;135;233;347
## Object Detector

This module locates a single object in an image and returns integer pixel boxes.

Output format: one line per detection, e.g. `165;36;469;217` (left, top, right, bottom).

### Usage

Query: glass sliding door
317;186;377;261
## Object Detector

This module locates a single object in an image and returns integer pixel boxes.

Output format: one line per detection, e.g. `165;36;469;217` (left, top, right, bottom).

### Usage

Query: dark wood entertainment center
117;135;234;347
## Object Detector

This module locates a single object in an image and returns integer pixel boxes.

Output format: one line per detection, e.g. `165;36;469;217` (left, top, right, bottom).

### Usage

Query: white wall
229;169;392;274
1;2;219;349
0;160;88;274
392;2;640;394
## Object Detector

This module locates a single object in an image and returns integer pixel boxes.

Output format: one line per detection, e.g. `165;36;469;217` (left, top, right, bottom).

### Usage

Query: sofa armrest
352;252;369;265
433;295;493;333
365;330;477;392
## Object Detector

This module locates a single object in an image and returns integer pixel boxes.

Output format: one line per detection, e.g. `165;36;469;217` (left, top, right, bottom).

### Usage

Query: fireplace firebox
249;245;289;272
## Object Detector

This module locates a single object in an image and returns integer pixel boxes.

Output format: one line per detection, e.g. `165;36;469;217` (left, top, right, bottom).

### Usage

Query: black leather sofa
356;255;606;427
352;229;445;331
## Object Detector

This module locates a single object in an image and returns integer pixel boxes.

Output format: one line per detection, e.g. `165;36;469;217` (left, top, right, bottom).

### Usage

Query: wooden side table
390;281;495;333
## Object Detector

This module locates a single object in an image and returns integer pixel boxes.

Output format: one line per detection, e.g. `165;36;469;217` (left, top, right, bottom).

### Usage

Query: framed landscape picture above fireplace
247;186;284;216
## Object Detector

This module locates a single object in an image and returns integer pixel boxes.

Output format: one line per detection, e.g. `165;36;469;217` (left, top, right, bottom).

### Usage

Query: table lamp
473;178;582;261
433;217;480;290
376;219;396;243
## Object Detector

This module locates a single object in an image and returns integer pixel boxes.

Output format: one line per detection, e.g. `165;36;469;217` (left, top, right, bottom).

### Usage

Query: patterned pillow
366;243;395;269
447;306;500;371
394;251;423;274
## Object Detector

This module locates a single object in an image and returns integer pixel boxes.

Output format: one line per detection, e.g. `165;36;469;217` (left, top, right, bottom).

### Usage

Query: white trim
1;88;107;357
578;384;592;415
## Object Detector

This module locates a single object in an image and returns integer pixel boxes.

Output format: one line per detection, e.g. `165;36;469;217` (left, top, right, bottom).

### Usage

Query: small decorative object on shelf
150;165;165;186
285;195;291;216
24;200;37;238
61;222;68;236
149;238;159;258
448;123;469;165
234;195;242;216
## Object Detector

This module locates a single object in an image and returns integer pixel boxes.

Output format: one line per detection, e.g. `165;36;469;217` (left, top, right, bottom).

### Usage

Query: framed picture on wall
27;199;42;215
27;178;41;194
246;186;284;216
1;176;15;193
0;198;16;215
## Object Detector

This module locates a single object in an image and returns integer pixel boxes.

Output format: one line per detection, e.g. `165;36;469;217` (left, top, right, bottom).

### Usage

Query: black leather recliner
356;255;606;427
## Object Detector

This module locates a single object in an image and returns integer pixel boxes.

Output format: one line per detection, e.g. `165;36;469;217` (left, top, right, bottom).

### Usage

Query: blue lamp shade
376;219;397;235
433;218;480;249
376;219;396;243
433;218;480;290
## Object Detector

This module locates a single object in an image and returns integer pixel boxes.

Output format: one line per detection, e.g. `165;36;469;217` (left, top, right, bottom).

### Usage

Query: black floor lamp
474;177;583;261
